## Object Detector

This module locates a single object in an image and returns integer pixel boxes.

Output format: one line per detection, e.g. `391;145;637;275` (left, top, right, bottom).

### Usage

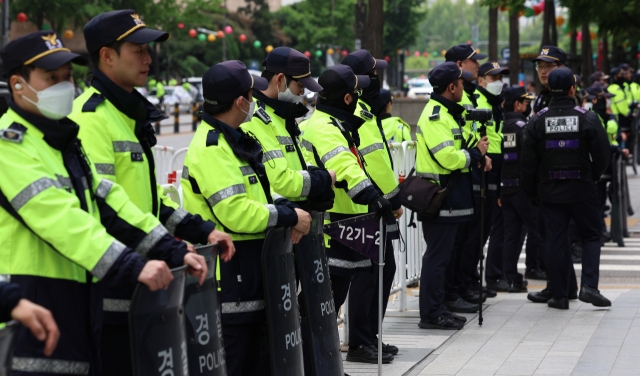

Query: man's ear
99;46;115;67
344;92;352;105
457;60;463;68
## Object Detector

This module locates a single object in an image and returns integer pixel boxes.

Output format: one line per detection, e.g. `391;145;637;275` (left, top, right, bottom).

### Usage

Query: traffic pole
192;104;198;131
174;103;180;133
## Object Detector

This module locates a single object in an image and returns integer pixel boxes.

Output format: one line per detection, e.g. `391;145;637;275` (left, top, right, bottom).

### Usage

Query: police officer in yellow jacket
379;89;412;143
443;44;492;311
299;65;396;363
475;61;511;292
416;62;488;330
242;47;336;211
0;31;207;376
341;49;402;361
69;10;233;375
607;67;632;133
181;60;311;376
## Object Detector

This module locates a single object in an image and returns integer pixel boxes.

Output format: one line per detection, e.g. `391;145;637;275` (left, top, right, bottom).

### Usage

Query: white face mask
606;98;612;109
278;79;303;104
21;78;75;120
584;102;593;111
485;80;503;96
240;97;255;123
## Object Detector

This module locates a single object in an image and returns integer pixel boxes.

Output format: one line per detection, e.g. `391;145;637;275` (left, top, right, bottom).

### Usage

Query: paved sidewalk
416;289;640;376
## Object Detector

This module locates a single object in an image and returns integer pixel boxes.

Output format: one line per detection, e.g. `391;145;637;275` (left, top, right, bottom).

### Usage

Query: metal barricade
153;145;176;185
162;184;181;207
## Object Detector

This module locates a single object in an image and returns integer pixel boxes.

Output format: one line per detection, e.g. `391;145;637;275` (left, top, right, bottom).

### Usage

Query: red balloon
16;12;27;22
341;50;348;57
304;51;311;58
239;34;247;42
576;31;583;42
177;23;185;29
188;29;197;38
384;55;391;62
217;30;225;39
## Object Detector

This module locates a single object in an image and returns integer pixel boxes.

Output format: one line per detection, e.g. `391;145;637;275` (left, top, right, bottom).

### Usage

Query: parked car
0;81;9;115
407;78;433;99
142;85;193;113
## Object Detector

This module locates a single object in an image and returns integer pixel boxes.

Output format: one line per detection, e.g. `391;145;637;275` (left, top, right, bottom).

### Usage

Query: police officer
0;281;59;357
416;62;488;329
341;49;401;361
590;71;610;88
476;61;511;291
500;86;544;292
532;46;567;113
522;67;612;309
242;47;335;212
70;10;233;375
607;67;633;132
181;60;311;376
379;89;413;143
0;30;204;376
444;44;494;308
299;65;395;363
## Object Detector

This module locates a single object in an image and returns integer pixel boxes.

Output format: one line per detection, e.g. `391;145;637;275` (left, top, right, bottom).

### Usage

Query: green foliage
273;0;357;52
384;0;427;56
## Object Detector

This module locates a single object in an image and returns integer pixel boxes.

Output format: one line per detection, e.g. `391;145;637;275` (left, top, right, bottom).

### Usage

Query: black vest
500;112;528;195
536;105;593;184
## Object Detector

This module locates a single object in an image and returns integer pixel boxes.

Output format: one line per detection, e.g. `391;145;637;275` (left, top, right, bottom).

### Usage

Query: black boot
372;336;399;355
508;281;528;293
346;344;393;364
548;297;569;310
527;288;552;303
579;286;612;307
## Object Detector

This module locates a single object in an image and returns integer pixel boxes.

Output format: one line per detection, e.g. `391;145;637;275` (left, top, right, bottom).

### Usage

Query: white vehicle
407;78;433;99
142;86;193;113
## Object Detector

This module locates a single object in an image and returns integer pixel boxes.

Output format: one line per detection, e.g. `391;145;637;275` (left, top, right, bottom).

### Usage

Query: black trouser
597;179;610;234
419;221;458;320
222;320;270;376
502;191;544;283
541;198;602;299
524;205;546;272
348;239;396;347
460;197;496;288
445;222;468;301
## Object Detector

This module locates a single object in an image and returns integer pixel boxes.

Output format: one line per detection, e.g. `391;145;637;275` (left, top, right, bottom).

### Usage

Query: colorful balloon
315;50;322;57
207;34;216;42
254;40;262;48
555;16;565;26
341;50;348;57
63;30;74;39
304;51;311;58
524;7;535;17
414;51;420;57
327;48;335;55
266;45;274;53
17;12;27;22
217;31;225;38
198;34;206;42
385;55;391;61
239;34;247;42
177;23;185;29
224;26;233;34
189;29;197;38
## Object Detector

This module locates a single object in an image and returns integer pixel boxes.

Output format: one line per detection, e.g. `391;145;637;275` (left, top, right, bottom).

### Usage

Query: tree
508;1;524;86
488;5;498;60
366;0;384;61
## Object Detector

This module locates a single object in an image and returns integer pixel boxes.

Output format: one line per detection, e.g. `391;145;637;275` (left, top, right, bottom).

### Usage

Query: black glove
369;196;393;221
299;189;335;212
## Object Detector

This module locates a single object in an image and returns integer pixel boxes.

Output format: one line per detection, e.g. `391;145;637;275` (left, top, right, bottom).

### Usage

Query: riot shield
621;159;631;238
296;212;344;376
631;115;639;175
184;245;227;376
0;321;17;376
262;227;304;376
610;153;625;247
130;266;188;376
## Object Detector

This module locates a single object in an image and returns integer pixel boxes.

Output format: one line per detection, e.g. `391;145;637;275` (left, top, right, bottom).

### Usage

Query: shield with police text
184;245;227;376
296;212;344;376
262;227;304;376
610;153;625;246
0;321;17;376
130;266;189;376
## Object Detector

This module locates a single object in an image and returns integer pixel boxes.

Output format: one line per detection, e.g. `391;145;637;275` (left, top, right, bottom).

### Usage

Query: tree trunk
581;19;593;79
541;2;550;46
366;0;384;63
570;29;577;71
354;0;368;51
631;37;639;70
548;2;557;46
602;33;610;74
612;40;625;68
488;6;498;61
508;8;519;85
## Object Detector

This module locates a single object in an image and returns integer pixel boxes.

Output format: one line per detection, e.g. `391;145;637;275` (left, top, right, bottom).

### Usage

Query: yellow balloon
63;30;74;39
207;34;216;42
327;48;334;55
265;45;274;53
441;50;447;56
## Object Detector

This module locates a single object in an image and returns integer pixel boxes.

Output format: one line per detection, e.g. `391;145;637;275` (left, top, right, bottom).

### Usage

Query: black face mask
319;91;359;114
347;92;359;113
523;105;532;118
593;98;607;119
364;75;381;100
615;77;626;86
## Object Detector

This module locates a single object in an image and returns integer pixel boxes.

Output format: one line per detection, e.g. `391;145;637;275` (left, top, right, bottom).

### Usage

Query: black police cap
445;44;487;62
1;30;87;76
620;63;630;71
380;89;392;105
479;61;510;77
548;67;577;93
84;10;169;53
532;45;566;65
428;62;473;89
341;49;388;75
263;47;323;92
202;60;268;104
503;85;534;102
318;65;370;97
611;67;622;77
589;71;609;84
585;84;614;101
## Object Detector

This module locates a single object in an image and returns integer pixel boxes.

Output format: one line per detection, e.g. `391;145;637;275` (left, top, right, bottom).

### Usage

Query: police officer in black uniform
500;86;544;292
532;46;567;114
522;67;612;309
